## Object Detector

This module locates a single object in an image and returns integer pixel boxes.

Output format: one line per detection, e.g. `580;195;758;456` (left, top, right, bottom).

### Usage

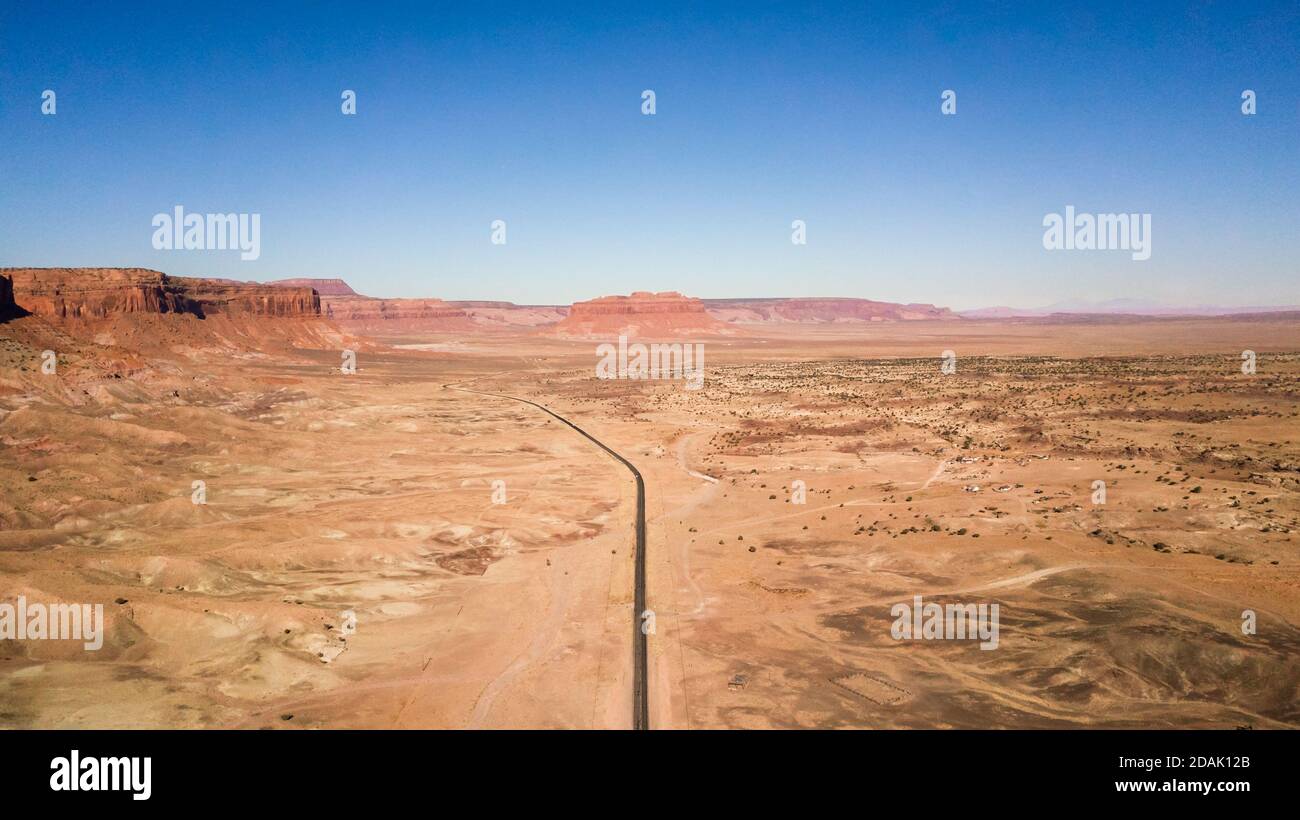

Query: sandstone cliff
319;295;472;330
3;268;320;319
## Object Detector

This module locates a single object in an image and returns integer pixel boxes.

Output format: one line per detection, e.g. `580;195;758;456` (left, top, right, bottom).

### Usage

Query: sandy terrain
0;326;636;728
467;319;1300;728
2;312;1298;728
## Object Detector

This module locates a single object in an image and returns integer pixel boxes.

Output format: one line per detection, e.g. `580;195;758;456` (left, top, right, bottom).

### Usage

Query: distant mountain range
960;298;1300;318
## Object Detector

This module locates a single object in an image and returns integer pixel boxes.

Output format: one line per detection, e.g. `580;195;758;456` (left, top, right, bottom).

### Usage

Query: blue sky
1;1;1297;308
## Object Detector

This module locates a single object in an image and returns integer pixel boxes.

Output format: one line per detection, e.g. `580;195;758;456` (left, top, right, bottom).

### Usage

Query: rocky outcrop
554;292;731;337
6;268;179;317
703;297;957;323
3;268;320;319
180;278;319;317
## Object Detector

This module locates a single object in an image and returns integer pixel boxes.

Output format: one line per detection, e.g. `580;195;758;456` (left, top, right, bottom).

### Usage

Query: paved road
446;382;650;730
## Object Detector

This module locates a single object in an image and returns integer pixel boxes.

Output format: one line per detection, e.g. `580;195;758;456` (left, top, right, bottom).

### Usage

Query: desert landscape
1;268;1296;729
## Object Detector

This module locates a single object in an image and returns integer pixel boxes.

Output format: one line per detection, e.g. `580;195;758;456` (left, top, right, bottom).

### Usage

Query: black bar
3;729;1287;807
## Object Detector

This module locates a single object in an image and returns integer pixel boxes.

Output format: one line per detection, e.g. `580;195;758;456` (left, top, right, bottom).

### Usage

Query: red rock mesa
0;268;339;356
4;268;320;319
554;291;732;338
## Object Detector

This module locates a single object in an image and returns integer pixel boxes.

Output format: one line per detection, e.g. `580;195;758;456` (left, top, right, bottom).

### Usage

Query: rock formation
261;280;567;330
3;268;320;319
316;295;472;330
554;291;732;337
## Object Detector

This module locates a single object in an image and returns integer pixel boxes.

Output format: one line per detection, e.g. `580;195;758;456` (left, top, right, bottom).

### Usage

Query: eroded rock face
6;268;179;317
320;295;470;325
3;268;320;319
181;278;320;317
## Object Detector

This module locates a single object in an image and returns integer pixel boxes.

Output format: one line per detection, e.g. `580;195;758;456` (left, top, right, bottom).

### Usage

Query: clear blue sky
1;1;1297;308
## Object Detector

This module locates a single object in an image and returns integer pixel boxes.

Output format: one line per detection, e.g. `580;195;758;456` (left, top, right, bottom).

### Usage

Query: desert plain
1;271;1298;729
